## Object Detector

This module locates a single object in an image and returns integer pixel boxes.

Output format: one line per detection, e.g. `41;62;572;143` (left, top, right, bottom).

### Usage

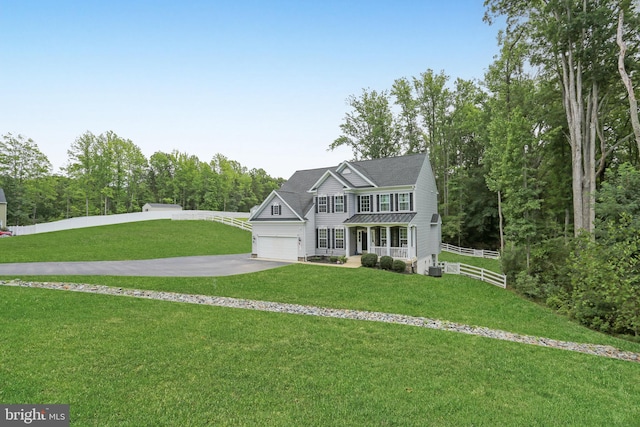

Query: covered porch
343;213;417;260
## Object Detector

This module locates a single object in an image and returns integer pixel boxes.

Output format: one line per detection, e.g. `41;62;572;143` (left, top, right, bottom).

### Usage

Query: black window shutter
390;194;394;211
271;205;273;215
330;228;333;249
331;196;334;213
315;197;318;213
316;229;319;248
410;193;414;211
376;194;380;212
344;196;347;213
395;193;399;211
369;195;373;212
356;195;360;213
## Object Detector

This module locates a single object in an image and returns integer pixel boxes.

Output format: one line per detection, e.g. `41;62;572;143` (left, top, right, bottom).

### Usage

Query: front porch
347;225;416;260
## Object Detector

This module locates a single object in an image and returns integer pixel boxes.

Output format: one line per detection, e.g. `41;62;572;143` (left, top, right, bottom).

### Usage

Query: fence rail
438;261;507;289
441;243;500;259
172;212;252;231
8;210;250;236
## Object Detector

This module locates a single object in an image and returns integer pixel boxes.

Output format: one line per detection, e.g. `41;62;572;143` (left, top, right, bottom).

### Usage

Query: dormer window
271;204;281;215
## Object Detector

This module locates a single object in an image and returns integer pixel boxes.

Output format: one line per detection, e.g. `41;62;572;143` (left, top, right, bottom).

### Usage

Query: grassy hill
0;219;251;262
1;222;639;425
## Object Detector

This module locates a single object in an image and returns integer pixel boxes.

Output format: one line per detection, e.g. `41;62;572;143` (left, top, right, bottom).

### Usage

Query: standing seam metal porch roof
342;213;416;225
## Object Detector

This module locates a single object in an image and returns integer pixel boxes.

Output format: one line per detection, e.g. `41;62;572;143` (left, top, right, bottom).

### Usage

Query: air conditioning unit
428;266;442;277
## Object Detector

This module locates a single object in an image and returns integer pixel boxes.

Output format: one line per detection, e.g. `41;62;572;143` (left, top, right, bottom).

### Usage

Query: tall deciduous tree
0;133;52;225
330;88;400;159
413;70;452;214
485;0;640;235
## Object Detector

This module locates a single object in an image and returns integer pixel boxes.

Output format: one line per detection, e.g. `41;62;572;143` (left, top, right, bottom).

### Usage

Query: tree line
330;1;640;338
0;131;284;225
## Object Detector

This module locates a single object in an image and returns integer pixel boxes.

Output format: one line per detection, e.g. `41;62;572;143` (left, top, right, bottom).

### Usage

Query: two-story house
248;153;441;274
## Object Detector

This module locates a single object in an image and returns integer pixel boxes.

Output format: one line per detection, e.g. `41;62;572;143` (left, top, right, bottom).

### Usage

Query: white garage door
258;236;298;261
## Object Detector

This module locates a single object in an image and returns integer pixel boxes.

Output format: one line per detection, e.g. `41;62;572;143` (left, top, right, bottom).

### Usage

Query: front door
357;229;368;253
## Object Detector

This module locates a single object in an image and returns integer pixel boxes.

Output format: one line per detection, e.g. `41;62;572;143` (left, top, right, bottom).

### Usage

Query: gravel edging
3;280;639;364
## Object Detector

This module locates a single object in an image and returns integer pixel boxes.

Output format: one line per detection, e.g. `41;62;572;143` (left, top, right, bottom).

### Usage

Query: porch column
407;226;412;258
386;226;391;256
345;227;351;256
366;226;371;253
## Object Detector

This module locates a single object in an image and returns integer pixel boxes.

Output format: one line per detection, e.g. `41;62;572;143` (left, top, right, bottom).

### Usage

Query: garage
257;236;298;261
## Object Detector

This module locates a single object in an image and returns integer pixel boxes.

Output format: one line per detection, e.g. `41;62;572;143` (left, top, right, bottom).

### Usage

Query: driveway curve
0;254;290;277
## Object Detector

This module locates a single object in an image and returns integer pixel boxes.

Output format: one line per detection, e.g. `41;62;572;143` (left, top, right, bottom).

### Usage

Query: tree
616;5;640;155
413;70;453;214
0;133;51;225
65;131;98;216
391;77;423;153
485;0;640;235
329;88;400;159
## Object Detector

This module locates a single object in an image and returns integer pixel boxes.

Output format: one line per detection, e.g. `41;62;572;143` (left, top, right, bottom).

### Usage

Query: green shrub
329;256;339;263
392;259;407;273
361;253;378;268
380;256;393;270
514;271;543;299
338;256;347;264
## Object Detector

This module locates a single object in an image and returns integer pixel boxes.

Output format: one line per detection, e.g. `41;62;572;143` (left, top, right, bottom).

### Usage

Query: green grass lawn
439;251;502;273
0;220;250;262
2;222;639;425
2;286;639;426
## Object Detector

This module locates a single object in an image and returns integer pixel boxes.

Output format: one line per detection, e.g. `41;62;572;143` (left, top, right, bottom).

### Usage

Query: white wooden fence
8;210;250;236
172;212;252;231
438;262;507;289
442;243;500;259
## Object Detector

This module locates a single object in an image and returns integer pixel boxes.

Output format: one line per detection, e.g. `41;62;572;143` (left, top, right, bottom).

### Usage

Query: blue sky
2;1;503;179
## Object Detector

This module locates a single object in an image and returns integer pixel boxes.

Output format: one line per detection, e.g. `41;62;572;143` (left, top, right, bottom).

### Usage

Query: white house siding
412;157;441;274
304;206;316;258
251;222;305;261
340;167;371;187
313;177;349;256
253;194;298;220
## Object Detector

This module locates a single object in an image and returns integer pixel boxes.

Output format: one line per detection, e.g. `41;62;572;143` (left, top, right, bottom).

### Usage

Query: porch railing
371;246;409;259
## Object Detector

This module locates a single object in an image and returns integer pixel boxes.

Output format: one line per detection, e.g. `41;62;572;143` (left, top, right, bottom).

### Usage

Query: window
400;228;408;247
398;193;411;211
271;204;281;215
335;228;345;249
359;195;371;212
379;194;390;212
335;195;345;213
318;228;328;248
318;196;328;213
380;228;387;246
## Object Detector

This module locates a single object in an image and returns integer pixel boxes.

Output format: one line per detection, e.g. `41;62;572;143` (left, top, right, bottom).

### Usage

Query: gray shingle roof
343;213;416;225
0;188;6;204
270;153;427;219
345;154;426;187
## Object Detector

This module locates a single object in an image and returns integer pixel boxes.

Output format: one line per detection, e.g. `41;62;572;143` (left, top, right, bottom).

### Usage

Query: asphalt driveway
0;254;290;277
